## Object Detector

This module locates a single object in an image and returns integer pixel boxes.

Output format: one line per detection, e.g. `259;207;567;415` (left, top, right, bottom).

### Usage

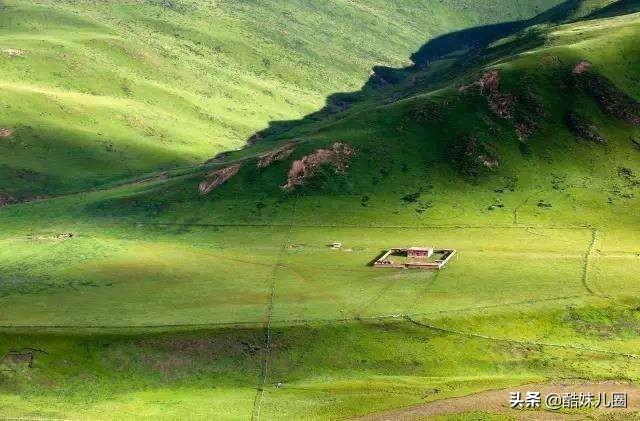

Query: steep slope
0;0;562;201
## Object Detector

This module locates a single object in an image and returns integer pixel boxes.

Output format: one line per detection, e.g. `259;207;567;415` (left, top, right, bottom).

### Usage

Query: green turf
2;1;640;420
0;0;563;198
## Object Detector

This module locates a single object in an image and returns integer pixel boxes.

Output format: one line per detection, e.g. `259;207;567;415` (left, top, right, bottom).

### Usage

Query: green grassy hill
0;0;562;200
2;1;640;420
41;0;637;229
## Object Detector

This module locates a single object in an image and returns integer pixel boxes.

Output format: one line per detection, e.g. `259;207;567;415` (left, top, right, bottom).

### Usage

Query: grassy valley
1;0;640;419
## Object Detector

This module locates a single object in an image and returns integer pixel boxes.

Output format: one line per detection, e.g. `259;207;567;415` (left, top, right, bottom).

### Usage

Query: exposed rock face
469;70;552;142
198;164;242;194
282;142;356;191
462;70;541;140
478;70;500;93
0;128;14;138
479;70;515;119
257;143;296;168
515;121;538;141
572;60;592;74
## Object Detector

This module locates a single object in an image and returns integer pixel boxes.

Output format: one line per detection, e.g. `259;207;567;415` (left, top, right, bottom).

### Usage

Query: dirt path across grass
356;381;640;420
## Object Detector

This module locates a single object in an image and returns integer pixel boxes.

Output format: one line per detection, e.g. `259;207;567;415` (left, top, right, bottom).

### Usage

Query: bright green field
2;0;640;420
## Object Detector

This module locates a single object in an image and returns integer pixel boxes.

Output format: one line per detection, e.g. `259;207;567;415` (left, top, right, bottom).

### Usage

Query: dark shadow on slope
242;0;584;146
586;0;640;19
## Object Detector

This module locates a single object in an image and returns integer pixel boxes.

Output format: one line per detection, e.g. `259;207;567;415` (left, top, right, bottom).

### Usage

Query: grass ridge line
0;295;588;332
124;222;594;230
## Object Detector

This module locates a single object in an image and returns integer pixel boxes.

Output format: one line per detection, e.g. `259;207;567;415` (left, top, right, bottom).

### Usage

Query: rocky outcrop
257;143;296;168
478;70;515;119
198;164;242;194
572;60;592;74
0;128;14;138
282;142;356;191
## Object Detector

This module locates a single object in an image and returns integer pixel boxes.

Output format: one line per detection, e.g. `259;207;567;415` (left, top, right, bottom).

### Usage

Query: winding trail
582;227;599;296
404;315;640;359
251;199;298;421
356;380;640;420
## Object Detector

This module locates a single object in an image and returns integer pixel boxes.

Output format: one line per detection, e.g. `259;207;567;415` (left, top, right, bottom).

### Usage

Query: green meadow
2;0;640;419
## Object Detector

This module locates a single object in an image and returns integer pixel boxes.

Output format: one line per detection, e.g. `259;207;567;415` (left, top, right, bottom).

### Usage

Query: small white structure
407;247;434;259
331;242;342;250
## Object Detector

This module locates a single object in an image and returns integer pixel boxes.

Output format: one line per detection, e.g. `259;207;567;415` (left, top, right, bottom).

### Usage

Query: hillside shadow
586;0;640;19
241;0;585;147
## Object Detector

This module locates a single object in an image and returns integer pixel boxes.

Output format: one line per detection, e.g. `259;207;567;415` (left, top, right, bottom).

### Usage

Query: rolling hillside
40;0;639;229
0;0;562;200
1;1;640;420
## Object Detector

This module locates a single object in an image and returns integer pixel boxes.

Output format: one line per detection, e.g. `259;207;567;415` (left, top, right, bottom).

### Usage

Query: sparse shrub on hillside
518;140;533;156
609;183;634;200
415;200;433;213
461;70;544;141
402;192;420;204
512;87;546;141
85;193;170;217
564;112;607;143
409;101;443;123
494;176;518;193
447;136;500;178
487;197;505;210
0;193;16;208
366;144;395;185
537;199;552;208
578;72;640;125
618;166;640;187
379;165;392;178
294;163;353;195
551;173;568;191
400;191;432;213
565;304;640;338
618;167;634;180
